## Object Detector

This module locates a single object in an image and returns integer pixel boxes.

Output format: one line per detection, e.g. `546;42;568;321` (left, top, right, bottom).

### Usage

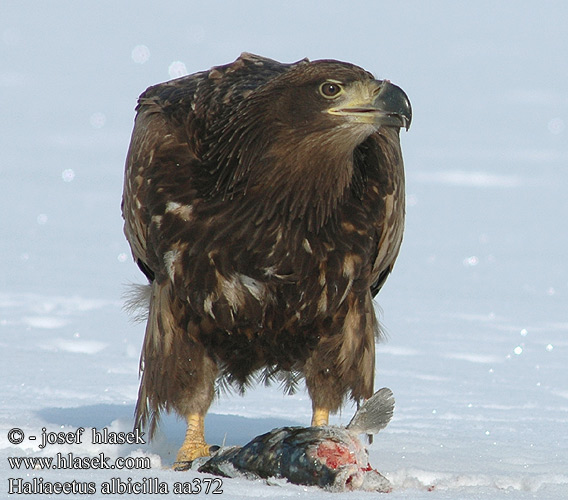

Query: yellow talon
173;413;211;469
311;407;329;427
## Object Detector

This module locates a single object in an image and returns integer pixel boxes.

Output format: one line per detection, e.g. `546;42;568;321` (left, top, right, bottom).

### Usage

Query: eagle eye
319;81;343;99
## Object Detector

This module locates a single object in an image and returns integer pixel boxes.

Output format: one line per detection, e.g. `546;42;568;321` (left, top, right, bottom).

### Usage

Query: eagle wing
122;98;161;281
363;128;406;298
122;54;294;285
122;74;218;433
121;69;203;281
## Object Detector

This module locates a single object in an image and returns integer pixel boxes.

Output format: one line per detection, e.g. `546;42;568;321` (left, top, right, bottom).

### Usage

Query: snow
1;1;567;498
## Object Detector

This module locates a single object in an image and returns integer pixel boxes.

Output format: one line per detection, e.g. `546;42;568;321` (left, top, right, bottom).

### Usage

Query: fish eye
319;81;343;99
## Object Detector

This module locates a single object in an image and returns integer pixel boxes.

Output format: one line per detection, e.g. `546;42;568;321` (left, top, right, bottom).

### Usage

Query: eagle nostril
372;79;390;96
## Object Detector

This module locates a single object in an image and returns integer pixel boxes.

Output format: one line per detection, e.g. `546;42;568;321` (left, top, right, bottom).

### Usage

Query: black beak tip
403;112;412;131
404;98;412;131
391;84;412;131
376;80;412;131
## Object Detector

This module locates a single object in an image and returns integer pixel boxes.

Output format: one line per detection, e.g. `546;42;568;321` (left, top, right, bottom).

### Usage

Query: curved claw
172;460;193;472
173;444;220;471
175;443;213;464
173;413;216;470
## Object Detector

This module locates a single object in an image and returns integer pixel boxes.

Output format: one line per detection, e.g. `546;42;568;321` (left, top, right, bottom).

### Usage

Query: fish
189;387;395;492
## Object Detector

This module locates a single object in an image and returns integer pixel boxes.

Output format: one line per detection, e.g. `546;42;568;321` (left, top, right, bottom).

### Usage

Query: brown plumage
122;53;411;467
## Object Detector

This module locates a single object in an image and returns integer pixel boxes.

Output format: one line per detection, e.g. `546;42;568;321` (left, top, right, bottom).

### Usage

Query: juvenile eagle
122;53;411;468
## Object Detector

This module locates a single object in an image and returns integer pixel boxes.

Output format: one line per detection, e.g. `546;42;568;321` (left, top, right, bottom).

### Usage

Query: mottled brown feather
122;53;408;436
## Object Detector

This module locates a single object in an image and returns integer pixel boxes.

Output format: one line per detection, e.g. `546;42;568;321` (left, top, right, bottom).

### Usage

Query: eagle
122;52;411;469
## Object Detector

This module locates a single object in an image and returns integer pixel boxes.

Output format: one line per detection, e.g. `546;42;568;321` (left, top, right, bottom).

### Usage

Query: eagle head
201;55;411;228
254;60;411;151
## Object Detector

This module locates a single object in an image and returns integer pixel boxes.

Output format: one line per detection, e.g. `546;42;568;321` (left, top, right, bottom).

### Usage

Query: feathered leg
134;281;218;469
171;346;218;469
304;292;376;427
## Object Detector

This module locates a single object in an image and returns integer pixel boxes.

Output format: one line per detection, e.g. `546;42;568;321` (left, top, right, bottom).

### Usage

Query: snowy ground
1;1;567;498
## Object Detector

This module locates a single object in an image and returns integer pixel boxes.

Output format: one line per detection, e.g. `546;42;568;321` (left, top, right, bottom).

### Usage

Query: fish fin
346;387;394;435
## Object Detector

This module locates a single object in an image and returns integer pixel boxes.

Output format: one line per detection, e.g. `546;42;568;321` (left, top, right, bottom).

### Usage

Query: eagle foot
311;407;330;426
173;444;220;471
172;460;192;472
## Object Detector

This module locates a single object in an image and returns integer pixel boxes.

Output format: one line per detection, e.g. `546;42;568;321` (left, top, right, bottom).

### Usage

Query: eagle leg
135;281;219;470
304;362;346;425
311;407;330;426
173;413;213;470
304;292;377;426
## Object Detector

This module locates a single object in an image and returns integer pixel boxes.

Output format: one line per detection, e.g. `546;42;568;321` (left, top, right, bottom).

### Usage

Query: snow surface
1;1;567;498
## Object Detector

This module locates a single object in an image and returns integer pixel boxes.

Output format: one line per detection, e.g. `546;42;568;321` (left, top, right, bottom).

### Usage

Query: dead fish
191;387;395;492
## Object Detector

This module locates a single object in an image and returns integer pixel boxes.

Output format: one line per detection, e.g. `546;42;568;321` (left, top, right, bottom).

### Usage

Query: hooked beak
328;80;412;131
